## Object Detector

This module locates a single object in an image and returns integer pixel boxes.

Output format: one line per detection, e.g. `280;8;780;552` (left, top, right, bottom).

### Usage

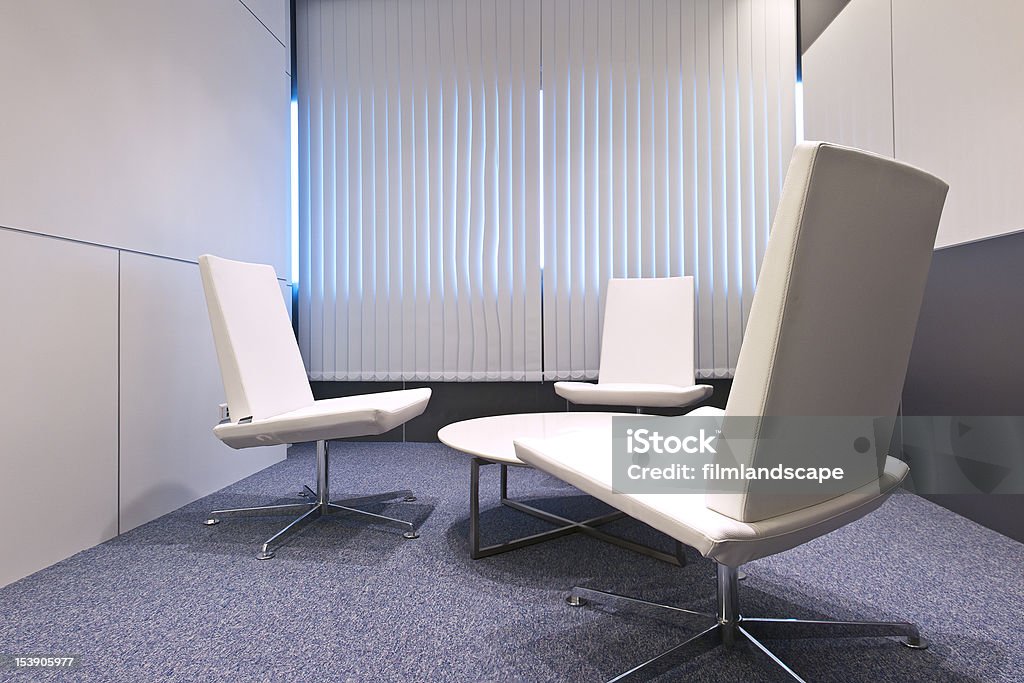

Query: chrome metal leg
741;617;928;649
205;503;316;524
566;559;928;682
257;504;323;560
717;563;741;648
608;624;721;683
326;502;419;539
674;540;688;567
470;455;577;558
470;458;685;564
569;586;713;620
738;625;808;683
317;439;330;504
469;457;483;556
499;498;681;565
330;490;416;508
204;439;421;556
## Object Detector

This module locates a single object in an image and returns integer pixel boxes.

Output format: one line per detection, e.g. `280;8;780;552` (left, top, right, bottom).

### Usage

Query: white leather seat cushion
554;381;713;408
214;388;431;449
513;412;907;568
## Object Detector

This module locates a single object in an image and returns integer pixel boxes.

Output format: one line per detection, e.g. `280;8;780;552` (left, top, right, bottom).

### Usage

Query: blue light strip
291;98;299;284
795;79;804;143
539;89;544;270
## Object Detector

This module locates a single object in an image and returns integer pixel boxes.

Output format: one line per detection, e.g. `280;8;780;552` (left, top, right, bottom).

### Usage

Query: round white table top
437;411;632;465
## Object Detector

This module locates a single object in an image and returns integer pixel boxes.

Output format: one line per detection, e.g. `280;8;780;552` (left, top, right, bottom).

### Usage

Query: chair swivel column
716;563;740;648
317;439;329;505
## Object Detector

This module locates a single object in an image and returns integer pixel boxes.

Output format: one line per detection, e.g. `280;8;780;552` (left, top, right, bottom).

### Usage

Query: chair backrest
598;276;697;387
711;142;948;522
199;255;313;422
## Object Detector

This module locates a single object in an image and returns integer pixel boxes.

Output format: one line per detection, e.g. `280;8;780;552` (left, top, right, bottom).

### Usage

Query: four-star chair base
569;564;927;683
203;439;419;559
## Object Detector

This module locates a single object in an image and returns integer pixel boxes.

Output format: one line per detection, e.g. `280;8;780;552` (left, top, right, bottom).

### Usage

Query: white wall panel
0;0;290;585
0;0;290;273
242;0;291;53
802;0;893;157
0;230;118;587
118;253;285;533
892;0;1024;248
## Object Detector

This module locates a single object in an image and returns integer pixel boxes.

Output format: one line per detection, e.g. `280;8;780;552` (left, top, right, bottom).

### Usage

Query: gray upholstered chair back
712;142;948;522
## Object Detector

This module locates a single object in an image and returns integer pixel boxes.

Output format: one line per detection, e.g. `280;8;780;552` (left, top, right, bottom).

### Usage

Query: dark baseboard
311;378;732;443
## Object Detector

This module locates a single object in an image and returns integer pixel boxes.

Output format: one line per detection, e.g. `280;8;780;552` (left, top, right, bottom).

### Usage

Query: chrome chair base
203;440;419;559
569;564;927;683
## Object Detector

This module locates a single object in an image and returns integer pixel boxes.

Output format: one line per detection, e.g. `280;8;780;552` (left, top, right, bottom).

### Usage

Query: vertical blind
296;0;543;380
297;0;796;381
542;0;797;379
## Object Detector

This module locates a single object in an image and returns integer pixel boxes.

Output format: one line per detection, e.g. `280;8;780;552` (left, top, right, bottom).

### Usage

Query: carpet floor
1;441;1022;682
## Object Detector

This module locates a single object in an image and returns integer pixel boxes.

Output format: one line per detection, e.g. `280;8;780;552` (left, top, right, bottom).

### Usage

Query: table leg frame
469;458;686;566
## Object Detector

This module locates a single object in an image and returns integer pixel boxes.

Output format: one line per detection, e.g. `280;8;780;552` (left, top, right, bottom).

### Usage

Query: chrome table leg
469;458;622;559
500;498;682;565
470;458;687;565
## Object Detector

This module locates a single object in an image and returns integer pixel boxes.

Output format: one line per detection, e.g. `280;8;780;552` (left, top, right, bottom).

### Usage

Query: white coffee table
438;412;686;564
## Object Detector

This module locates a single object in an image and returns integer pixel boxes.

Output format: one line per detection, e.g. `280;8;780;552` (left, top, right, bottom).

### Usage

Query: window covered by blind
296;0;796;381
296;0;543;380
541;0;797;379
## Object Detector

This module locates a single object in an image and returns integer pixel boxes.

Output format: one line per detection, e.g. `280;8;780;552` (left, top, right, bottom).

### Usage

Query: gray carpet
1;441;1022;682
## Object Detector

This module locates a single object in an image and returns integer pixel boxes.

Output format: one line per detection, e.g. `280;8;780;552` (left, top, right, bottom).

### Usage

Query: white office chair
515;142;948;681
198;254;431;559
554;277;713;409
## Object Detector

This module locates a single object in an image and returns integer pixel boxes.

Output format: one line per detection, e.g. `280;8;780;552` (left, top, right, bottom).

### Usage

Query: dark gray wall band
903;229;1024;542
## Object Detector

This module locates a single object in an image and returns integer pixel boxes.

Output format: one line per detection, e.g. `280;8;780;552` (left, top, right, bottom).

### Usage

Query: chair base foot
207;495;419;558
403;495;417;503
203;440;420;558
574;566;928;683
